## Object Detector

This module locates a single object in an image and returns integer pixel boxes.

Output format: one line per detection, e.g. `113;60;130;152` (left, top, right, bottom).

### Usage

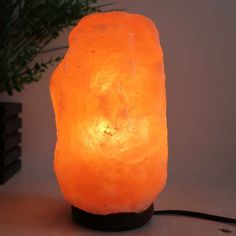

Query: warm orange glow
50;11;168;215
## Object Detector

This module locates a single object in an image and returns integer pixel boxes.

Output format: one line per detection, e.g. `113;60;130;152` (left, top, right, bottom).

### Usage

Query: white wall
1;0;236;208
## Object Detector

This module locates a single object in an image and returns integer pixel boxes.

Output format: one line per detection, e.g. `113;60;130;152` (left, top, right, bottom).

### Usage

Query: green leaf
0;0;117;95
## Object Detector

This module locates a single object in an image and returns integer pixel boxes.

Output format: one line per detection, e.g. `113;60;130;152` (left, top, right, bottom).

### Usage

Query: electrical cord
153;210;236;224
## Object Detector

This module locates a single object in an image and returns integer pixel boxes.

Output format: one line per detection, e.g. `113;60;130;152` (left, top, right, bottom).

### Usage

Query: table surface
0;159;235;236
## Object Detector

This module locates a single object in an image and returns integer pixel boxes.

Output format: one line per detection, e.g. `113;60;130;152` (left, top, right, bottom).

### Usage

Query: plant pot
0;103;22;184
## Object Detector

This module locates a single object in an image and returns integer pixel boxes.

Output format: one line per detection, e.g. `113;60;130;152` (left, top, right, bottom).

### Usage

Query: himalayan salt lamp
50;11;168;231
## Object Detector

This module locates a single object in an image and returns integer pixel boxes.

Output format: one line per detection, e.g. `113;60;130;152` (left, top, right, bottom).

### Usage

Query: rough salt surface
50;11;168;215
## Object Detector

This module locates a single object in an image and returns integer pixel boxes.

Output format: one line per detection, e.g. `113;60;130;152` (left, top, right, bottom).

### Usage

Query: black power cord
153;210;236;224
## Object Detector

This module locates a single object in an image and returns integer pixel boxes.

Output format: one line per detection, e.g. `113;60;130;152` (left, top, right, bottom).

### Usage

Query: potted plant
0;0;114;184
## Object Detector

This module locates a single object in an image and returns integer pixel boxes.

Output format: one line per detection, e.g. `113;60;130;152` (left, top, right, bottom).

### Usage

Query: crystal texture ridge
50;11;168;215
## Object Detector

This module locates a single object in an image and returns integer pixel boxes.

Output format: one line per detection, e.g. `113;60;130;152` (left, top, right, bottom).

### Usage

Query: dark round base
71;204;154;231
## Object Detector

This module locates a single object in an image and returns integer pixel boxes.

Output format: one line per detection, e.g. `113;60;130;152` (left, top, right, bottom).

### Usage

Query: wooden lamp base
71;204;153;231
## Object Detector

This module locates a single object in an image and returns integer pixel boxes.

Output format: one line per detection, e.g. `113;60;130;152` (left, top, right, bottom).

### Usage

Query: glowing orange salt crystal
50;11;168;215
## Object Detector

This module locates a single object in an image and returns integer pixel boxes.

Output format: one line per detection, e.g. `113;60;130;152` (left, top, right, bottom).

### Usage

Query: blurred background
0;0;235;234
